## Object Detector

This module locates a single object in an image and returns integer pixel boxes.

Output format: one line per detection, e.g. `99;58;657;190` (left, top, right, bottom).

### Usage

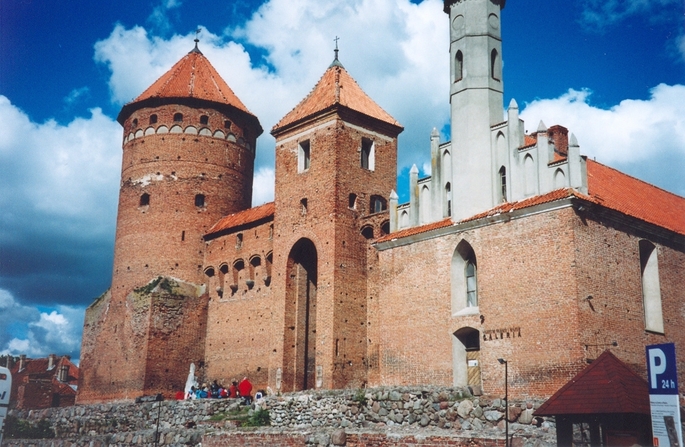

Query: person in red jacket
228;380;239;398
238;377;253;405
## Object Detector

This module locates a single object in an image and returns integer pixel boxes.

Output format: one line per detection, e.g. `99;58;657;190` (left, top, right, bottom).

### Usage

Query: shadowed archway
283;238;318;391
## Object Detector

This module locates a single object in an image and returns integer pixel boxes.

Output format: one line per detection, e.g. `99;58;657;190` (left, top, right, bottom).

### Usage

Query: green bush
243;408;271;427
3;415;55;439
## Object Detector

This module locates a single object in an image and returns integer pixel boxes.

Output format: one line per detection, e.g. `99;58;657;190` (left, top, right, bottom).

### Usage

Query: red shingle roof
134;48;252;114
535;350;650;416
206;202;274;238
375;218;454;243
272;61;402;134
586;159;685;237
377;159;685;244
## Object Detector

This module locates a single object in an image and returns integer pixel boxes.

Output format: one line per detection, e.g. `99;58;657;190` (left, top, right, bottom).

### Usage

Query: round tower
111;43;263;298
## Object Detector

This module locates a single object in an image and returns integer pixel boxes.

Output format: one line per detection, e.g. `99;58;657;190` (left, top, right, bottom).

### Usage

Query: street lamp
498;358;509;447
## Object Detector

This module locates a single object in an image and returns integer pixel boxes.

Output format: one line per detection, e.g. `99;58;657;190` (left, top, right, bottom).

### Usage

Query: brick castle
77;0;685;403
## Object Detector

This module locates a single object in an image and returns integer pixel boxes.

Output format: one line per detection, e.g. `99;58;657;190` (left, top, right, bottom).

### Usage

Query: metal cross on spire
329;36;344;69
191;28;202;53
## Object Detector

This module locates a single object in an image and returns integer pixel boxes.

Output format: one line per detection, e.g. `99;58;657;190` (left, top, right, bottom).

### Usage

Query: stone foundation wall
2;387;556;447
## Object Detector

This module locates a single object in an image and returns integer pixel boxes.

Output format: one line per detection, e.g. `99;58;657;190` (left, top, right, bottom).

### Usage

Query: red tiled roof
378;159;685;244
535;350;650;416
463;188;583;222
586;159;685;237
206;202;274;237
272;61;402;134
133;48;253;114
375;218;453;243
522;134;537;148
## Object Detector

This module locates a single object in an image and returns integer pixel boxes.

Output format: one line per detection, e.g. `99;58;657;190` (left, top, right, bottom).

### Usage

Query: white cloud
519;84;685;196
93;0;449;186
0;96;121;240
253;167;275;205
0;289;84;361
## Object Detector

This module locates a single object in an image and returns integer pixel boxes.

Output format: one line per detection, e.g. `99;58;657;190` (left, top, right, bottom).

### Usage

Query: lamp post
498;358;509;447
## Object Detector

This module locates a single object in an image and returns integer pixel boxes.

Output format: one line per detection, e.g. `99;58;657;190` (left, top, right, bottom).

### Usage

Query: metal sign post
646;343;683;447
0;366;12;445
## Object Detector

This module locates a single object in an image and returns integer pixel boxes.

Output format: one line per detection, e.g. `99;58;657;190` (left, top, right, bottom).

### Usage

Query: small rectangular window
298;140;311;173
361;138;375;170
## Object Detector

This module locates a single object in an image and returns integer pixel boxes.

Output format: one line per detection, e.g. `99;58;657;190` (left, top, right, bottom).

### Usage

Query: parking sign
646;344;683;447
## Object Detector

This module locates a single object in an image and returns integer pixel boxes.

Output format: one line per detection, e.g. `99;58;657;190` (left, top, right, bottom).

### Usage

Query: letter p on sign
649;348;667;389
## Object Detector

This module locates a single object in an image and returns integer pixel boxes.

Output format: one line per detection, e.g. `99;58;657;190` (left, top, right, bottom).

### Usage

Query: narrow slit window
236;233;243;249
361;138;375;170
499;166;507;202
300;198;308;216
195;194;205;207
298;140;311;173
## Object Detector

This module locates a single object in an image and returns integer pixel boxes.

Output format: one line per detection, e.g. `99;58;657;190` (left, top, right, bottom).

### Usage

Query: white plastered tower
447;0;505;221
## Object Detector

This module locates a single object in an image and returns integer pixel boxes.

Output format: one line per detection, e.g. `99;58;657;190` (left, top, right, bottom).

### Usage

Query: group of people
182;377;255;405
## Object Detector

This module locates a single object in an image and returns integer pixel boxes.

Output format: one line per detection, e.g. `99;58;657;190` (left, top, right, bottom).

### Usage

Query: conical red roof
272;58;402;135
118;46;259;129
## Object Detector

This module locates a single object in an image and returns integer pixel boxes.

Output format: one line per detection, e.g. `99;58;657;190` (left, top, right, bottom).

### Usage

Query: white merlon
409;164;419;227
389;190;399;233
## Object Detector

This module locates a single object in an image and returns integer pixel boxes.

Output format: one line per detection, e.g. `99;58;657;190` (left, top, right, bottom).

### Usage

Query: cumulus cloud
0;289;84;361
94;0;448;178
0;96;121;305
519;84;685;196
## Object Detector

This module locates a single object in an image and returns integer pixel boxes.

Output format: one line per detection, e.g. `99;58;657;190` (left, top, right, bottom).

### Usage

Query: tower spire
329;36;344;69
191;28;202;54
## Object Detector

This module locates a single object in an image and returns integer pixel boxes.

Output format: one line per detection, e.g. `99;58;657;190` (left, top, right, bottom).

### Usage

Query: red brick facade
79;28;685;404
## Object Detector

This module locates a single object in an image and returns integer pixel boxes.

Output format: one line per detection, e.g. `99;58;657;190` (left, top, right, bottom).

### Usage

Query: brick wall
203;219;275;391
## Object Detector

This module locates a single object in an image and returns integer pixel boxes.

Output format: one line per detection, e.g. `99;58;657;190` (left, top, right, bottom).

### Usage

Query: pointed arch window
499;166;507;202
445;182;452;217
490;49;501;81
452;240;478;314
455;51;463;82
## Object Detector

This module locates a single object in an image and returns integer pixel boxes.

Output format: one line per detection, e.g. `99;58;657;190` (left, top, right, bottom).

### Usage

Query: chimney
48;354;57;370
548;125;569;158
19;354;26;371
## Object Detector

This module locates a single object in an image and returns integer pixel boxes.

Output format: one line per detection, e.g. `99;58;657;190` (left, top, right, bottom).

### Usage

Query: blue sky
1;0;684;362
